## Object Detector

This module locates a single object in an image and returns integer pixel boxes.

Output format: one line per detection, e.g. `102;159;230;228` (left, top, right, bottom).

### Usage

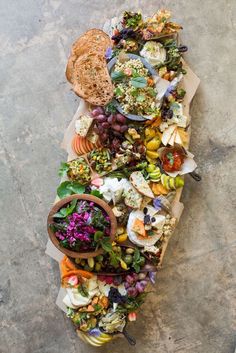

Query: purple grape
112;124;121;132
107;114;116;124
116;114;126;124
100;133;108;141
126;275;134;285
97;124;104;133
124;282;129;289
135;282;145;293
140;280;148;287
127;287;138;297
96;114;107;122
101;122;109;129
120;125;128;133
132;273;139;282
113;131;122;138
91;107;104;117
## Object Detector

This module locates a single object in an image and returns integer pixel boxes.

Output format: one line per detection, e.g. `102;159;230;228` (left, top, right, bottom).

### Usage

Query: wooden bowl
47;194;117;258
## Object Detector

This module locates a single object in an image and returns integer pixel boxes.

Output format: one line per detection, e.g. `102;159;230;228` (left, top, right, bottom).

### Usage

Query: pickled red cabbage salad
51;199;111;252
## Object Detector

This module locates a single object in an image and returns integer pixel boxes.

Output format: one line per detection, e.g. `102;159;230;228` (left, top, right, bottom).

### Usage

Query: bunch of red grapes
124;273;149;297
91;107;128;153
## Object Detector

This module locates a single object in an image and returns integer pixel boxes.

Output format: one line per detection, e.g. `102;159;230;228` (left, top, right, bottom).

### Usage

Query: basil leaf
111;71;125;81
130;77;147;88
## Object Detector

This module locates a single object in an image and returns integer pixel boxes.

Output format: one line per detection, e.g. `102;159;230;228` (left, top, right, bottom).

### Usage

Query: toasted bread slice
66;29;112;86
72;53;113;106
71;29;111;57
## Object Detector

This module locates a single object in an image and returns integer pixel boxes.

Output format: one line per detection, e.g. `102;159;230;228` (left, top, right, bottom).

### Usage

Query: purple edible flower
153;197;162;211
105;47;113;60
89;328;102;337
149;271;156;285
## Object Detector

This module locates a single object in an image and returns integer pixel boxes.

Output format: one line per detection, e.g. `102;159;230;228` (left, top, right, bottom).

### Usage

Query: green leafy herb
94;231;104;241
132;248;141;272
177;88;186;98
90;189;103;199
58;162;69;177
67;307;75;318
93;304;102;311
166;152;174;166
131;68;140;78
136;95;146;102
130;76;147;88
111;71;125;81
114;87;123;96
123;11;143;30
59;239;69;248
100;237;113;252
57;181;85;199
117;292;149;313
105;101;117;114
77;284;89;297
130;88;139;97
147;87;157;97
109;251;120;268
49;223;67;232
53;199;77;218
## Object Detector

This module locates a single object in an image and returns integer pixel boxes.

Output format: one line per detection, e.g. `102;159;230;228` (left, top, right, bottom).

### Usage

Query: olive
124;255;133;265
75;258;80;264
95;263;102;272
126;248;134;254
80;259;86;266
96;255;104;263
84;265;92;271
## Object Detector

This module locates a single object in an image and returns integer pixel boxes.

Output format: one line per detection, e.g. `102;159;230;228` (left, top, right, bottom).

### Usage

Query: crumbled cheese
75;114;93;137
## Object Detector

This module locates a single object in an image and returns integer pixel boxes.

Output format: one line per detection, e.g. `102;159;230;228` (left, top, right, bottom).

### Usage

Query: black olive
178;45;188;52
144;214;151;224
151;217;156;222
143;207;148;215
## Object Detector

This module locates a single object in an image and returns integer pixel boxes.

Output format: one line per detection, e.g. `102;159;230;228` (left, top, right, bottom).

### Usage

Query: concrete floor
0;0;236;352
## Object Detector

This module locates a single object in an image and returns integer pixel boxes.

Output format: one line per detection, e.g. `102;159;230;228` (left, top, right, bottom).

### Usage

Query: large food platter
46;9;200;347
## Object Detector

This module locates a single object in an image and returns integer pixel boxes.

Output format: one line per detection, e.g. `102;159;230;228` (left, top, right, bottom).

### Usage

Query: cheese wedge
174;130;182;145
168;127;177;146
161;124;177;146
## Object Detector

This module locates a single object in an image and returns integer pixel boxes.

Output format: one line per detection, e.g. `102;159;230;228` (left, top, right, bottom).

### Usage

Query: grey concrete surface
0;0;236;352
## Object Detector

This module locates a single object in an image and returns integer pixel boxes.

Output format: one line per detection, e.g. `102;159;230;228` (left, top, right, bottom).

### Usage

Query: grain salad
112;58;159;117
